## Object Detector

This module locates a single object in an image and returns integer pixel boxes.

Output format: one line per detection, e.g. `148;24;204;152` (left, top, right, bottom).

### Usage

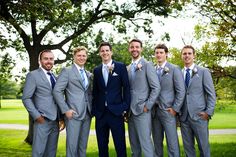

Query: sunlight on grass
0;129;235;157
1;99;236;129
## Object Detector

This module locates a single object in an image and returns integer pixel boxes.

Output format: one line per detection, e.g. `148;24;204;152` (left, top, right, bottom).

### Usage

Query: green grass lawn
0;99;236;156
0;129;235;157
0;99;236;129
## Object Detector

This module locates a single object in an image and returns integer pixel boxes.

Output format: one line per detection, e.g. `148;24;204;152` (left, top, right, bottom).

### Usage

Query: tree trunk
24;115;34;145
24;49;40;145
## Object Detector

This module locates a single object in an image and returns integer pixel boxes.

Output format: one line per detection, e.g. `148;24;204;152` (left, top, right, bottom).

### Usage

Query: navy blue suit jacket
92;60;131;119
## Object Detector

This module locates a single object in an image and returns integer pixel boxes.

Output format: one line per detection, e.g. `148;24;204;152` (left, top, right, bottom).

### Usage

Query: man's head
39;50;54;71
128;39;143;61
98;42;113;64
181;45;195;67
73;46;88;67
154;44;168;65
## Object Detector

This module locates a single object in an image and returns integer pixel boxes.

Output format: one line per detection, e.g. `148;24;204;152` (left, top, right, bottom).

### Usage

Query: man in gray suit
22;50;63;157
152;44;185;157
53;46;92;157
180;45;216;157
128;39;161;157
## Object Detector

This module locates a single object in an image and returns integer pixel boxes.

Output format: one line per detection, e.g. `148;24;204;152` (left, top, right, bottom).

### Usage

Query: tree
193;0;236;78
0;53;19;100
0;0;187;144
192;0;236;99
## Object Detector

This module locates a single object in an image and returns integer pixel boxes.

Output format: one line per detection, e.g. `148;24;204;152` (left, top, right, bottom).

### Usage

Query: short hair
98;42;112;51
73;46;88;55
181;45;195;55
129;39;143;48
39;49;53;60
154;44;168;53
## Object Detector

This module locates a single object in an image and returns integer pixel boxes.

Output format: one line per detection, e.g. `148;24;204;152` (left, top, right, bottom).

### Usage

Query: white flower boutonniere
192;67;198;77
164;67;169;74
136;63;142;71
108;63;115;74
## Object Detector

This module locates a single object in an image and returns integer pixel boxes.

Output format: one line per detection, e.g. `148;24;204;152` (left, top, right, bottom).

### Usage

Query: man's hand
167;108;177;116
59;120;65;131
198;112;209;120
143;105;149;113
36;116;45;124
65;109;77;119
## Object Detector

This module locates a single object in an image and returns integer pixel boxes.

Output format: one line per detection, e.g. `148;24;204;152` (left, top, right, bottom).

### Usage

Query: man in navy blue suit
92;42;131;157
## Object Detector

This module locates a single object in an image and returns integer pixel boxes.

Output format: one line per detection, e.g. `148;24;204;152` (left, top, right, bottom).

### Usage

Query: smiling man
151;44;185;157
180;45;216;157
127;39;160;157
92;42;131;157
22;50;63;157
53;46;93;157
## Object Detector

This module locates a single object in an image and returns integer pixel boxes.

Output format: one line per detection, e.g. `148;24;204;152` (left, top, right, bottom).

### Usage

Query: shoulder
93;64;102;72
28;69;41;77
168;63;181;71
196;65;210;73
113;60;126;68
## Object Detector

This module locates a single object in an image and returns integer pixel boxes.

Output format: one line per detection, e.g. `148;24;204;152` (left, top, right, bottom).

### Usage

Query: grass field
0;129;235;157
0;99;236;156
0;99;236;129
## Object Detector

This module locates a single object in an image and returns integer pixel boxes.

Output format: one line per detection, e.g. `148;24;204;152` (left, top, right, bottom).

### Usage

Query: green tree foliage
0;0;187;71
0;53;19;99
193;0;236;99
193;0;235;77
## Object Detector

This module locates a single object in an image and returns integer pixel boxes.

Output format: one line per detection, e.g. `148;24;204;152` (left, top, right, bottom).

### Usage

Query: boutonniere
192;67;198;77
135;63;142;71
164;67;169;74
108;63;115;74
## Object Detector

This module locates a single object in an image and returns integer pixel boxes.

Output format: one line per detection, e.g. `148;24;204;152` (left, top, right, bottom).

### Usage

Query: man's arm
22;72;41;120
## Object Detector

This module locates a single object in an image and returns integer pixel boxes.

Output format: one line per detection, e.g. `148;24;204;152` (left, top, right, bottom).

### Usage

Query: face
40;52;54;71
74;50;87;67
99;45;112;63
128;41;142;60
181;48;195;67
155;48;167;65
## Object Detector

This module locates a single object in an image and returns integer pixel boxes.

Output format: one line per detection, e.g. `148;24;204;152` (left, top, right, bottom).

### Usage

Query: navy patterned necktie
47;72;55;89
185;68;190;87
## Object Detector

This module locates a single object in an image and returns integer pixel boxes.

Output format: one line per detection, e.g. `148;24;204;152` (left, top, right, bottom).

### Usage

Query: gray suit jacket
22;68;58;121
53;64;92;120
155;62;185;112
180;65;216;121
129;57;161;115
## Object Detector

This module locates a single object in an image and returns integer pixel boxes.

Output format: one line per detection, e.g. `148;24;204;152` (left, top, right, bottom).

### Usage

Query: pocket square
112;72;118;76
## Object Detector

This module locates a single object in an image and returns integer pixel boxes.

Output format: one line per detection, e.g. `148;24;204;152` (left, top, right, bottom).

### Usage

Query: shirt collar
41;67;52;74
157;61;167;69
103;59;113;67
184;63;195;71
74;63;84;71
132;57;141;65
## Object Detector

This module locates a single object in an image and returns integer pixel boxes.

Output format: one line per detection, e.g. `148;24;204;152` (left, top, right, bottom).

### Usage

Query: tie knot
47;72;52;76
186;68;190;72
80;69;84;72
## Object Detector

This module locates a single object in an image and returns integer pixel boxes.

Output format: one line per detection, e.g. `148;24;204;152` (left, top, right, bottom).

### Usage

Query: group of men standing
22;38;216;157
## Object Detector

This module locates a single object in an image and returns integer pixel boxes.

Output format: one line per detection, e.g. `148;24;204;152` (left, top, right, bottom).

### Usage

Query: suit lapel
98;64;106;88
106;61;115;86
160;62;170;81
188;65;198;88
72;64;85;89
38;68;51;89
